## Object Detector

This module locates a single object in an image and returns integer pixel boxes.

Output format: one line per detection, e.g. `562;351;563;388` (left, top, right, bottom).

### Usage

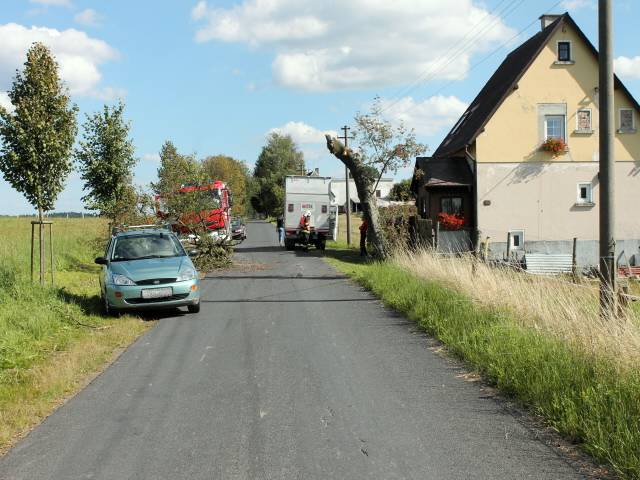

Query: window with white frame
557;41;571;62
576;183;593;204
545;114;566;140
619;108;635;133
509;230;524;251
576;109;592;132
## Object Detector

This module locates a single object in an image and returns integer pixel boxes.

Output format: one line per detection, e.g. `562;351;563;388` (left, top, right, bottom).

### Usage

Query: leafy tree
251;133;305;217
202;154;250;217
326;97;426;258
0;42;78;283
75;101;137;225
152;141;205;195
389;179;415;202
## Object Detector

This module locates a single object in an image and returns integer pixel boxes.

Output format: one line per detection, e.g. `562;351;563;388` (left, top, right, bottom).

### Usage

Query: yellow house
412;13;640;266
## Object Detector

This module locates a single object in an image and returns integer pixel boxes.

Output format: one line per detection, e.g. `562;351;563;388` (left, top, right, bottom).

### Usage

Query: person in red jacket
299;211;311;250
359;218;368;257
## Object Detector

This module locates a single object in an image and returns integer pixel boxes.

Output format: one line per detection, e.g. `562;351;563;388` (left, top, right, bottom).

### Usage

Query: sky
0;0;639;215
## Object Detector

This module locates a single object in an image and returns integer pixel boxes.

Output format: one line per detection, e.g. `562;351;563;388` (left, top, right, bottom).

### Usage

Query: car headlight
177;266;197;282
111;273;136;286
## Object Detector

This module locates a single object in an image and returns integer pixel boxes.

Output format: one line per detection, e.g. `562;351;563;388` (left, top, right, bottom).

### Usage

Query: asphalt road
0;221;587;479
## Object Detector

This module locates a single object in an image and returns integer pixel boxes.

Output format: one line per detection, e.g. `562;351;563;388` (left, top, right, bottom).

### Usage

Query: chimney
539;14;561;31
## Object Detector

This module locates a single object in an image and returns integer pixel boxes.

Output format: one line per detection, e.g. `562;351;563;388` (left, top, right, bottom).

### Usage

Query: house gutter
465;145;480;251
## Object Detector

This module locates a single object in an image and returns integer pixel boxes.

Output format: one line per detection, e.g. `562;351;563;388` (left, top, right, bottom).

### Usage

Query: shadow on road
201;275;348;281
234;246;285;253
56;287;187;321
202;298;369;303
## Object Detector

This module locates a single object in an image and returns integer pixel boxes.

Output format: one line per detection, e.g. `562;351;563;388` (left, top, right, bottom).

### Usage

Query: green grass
326;244;640;479
0;217;149;450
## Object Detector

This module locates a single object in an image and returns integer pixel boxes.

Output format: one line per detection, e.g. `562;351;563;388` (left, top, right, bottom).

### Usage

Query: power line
381;0;526;114
387;0;564;119
382;0;512;106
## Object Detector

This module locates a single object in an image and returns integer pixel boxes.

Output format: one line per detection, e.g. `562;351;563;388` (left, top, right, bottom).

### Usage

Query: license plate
141;287;173;299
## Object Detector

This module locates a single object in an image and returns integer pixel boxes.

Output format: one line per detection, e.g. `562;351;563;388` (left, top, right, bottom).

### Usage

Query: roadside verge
324;244;640;480
0;218;151;453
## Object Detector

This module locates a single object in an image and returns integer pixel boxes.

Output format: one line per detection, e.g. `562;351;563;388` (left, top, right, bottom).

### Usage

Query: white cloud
191;0;514;91
29;0;71;6
378;95;469;136
191;1;208;21
615;56;640;80
268;121;337;145
0;92;14;112
74;9;101;27
561;0;595;10
142;153;161;163
0;23;119;98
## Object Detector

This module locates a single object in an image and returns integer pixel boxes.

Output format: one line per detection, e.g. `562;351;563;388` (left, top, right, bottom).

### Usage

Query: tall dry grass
393;249;640;369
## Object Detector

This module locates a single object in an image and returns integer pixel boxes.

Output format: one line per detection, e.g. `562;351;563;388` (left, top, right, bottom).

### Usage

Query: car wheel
284;239;295;250
188;302;201;314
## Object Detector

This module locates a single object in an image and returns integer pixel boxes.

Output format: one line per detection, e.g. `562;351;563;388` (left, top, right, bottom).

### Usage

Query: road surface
0;221;587;479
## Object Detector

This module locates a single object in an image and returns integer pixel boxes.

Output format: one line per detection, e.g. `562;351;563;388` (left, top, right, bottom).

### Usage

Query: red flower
437;213;465;231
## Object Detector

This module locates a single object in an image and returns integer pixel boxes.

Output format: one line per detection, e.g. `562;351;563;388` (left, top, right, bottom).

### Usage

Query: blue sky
1;0;639;214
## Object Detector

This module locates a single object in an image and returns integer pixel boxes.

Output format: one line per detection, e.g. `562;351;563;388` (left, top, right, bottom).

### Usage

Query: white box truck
284;175;337;250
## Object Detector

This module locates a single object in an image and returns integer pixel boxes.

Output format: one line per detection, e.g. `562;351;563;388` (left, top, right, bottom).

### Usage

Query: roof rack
111;223;172;235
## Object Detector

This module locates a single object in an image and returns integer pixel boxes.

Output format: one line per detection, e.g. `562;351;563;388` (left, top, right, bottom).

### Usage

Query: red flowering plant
437;212;465;231
540;137;568;155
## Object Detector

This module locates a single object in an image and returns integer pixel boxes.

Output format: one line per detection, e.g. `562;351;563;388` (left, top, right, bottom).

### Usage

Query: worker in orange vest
299;211;312;250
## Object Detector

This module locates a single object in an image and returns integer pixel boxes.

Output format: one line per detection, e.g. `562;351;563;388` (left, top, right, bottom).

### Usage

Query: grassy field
326;243;640;479
0;217;150;452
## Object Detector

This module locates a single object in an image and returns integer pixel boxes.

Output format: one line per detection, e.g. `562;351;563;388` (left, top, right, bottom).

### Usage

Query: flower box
540;138;568;155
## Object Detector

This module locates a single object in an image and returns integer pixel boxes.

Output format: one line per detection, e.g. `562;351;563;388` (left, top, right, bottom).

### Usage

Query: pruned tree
326;97;426;259
0;42;78;283
75;101;137;225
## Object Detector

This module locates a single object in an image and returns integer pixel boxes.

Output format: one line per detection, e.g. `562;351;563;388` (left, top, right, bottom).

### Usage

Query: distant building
331;177;394;213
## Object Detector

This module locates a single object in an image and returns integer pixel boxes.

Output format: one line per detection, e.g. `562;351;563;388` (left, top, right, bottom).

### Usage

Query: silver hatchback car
95;227;201;315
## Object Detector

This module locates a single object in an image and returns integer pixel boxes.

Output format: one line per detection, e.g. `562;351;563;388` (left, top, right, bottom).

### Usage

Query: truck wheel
284;239;295;250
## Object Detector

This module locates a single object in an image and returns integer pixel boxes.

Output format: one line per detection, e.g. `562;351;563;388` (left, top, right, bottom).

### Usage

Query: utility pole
598;0;616;316
338;125;355;246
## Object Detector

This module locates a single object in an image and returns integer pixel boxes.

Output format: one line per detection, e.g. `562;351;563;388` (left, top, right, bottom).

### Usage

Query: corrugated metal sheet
524;254;573;275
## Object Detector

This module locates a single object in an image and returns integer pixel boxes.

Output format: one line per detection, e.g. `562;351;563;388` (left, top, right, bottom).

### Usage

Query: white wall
476;161;640;242
331;178;394;208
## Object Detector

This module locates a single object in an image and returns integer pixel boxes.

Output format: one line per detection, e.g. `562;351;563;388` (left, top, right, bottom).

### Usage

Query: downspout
465;145;479;251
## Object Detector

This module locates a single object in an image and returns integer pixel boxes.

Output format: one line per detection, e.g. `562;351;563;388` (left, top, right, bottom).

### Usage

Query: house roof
433;12;640;158
412;156;472;192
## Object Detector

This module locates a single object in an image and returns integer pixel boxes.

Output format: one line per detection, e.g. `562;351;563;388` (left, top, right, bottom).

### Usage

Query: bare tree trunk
38;206;45;285
325;135;387;259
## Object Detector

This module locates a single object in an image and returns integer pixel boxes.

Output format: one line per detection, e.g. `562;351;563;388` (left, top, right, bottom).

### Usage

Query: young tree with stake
326;97;426;259
0;42;78;284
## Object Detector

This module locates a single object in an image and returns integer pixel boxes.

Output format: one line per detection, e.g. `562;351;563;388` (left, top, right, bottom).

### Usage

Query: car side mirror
94;256;108;265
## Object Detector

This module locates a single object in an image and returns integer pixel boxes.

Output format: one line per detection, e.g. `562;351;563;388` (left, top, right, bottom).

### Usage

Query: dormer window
557;41;572;62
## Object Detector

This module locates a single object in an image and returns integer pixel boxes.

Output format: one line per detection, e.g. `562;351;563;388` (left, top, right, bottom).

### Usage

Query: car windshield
111;234;185;261
231;219;241;227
